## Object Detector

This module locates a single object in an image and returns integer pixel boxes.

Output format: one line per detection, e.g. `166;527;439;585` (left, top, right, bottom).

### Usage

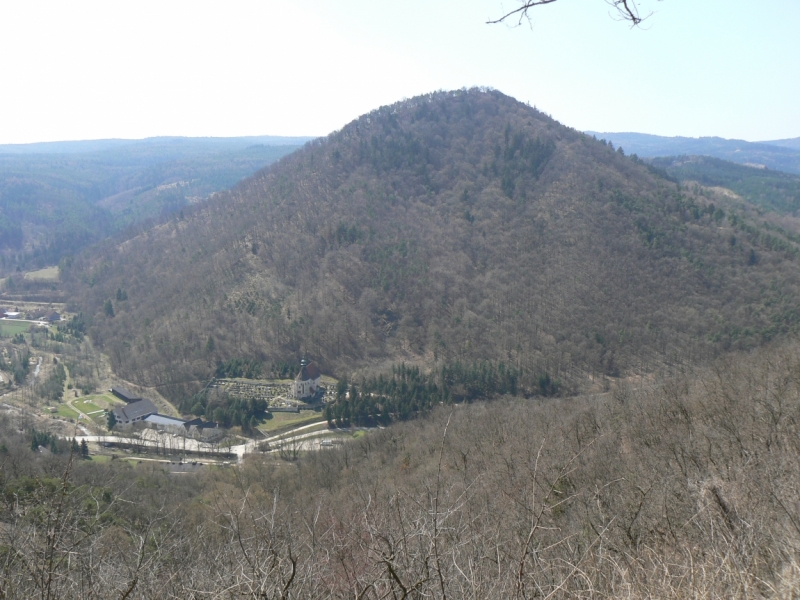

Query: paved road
73;424;356;460
76;433;227;455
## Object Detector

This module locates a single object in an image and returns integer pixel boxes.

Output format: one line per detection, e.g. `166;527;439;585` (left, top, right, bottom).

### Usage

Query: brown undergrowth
2;340;800;597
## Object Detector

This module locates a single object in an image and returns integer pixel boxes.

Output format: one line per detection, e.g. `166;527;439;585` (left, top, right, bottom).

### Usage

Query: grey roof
111;387;142;403
143;414;186;426
183;418;218;430
114;399;158;421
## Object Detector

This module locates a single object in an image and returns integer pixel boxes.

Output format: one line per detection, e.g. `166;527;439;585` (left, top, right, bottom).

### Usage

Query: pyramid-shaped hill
71;89;800;396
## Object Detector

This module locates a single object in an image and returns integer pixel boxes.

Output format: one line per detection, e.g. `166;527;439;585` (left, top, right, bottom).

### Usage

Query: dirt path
60;362;101;434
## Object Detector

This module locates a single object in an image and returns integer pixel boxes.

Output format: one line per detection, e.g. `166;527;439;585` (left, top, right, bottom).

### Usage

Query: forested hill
69;89;800;399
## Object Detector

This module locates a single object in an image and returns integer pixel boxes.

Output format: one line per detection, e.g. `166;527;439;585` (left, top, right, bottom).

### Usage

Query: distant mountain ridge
69;89;800;401
764;137;800;151
586;131;800;175
0;136;310;272
0;135;317;155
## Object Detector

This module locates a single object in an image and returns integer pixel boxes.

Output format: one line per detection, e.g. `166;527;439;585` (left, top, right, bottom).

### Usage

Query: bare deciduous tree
488;0;659;26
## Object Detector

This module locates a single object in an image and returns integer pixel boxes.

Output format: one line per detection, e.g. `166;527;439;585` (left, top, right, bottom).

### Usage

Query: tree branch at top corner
487;0;651;27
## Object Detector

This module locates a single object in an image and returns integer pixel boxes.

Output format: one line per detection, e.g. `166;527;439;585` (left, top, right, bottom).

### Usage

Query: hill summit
70;89;800;397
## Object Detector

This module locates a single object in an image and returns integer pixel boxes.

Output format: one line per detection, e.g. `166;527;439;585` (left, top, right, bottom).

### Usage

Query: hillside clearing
0;321;31;337
24;266;59;281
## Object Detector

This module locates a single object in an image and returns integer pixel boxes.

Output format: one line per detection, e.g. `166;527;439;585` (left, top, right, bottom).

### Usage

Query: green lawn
79;393;123;410
56;404;79;419
87;454;112;463
259;411;324;433
24;266;59;281
0;321;31;337
71;399;111;425
76;400;103;413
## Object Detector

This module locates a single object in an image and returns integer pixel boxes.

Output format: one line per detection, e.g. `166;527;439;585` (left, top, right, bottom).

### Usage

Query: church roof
295;361;321;382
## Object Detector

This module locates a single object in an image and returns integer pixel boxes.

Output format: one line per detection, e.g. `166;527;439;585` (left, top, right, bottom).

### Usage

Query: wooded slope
0;138;303;273
4;341;800;597
70;89;800;396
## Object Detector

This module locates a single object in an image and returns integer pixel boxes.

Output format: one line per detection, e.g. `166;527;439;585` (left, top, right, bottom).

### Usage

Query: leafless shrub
3;341;800;597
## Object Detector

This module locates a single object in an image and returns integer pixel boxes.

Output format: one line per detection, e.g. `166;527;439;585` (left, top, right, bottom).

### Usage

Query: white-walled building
292;359;321;400
112;399;158;428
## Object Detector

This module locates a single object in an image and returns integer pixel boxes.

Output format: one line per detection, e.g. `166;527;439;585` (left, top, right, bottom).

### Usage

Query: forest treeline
66;89;800;403
324;361;527;426
2;340;799;597
177;390;266;433
197;359;528;432
213;356;300;380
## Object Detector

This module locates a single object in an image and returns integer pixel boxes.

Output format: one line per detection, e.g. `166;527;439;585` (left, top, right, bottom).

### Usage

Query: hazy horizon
1;1;798;145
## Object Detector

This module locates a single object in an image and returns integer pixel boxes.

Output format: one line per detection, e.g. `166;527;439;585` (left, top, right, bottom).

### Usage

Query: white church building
292;359;321;400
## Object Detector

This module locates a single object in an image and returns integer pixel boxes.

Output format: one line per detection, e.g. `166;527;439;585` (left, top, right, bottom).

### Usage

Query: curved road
73;424;346;460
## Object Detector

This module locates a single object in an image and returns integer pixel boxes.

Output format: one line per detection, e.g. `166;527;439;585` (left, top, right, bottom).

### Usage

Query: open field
75;400;102;413
78;405;107;425
0;321;32;337
56;404;79;419
259;411;324;433
70;395;121;426
86;454;112;463
77;392;123;410
24;266;59;281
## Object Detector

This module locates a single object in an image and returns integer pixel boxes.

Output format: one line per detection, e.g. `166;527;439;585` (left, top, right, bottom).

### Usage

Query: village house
184;418;223;440
136;414;222;439
292;359;321;400
112;399;158;427
109;388;224;438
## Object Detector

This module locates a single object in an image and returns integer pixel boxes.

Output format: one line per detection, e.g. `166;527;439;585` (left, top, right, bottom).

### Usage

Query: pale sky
1;0;798;144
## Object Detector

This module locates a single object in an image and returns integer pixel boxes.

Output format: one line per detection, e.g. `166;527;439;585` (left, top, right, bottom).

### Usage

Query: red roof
296;361;321;381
